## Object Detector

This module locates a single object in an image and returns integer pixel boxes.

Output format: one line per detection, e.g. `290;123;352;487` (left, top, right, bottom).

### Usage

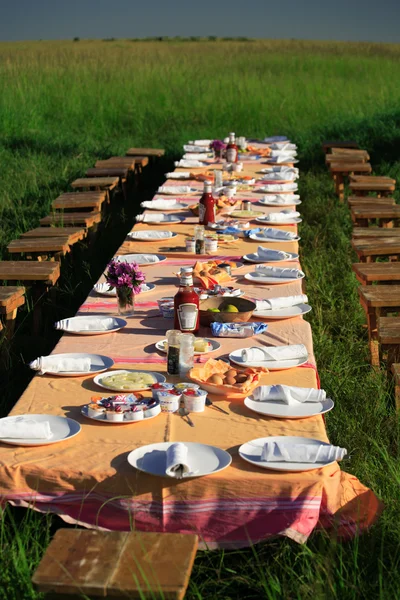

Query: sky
0;0;399;44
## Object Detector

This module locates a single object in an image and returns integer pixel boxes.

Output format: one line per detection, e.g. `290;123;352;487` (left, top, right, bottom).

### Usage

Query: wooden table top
0;261;60;284
378;316;400;344
40;212;101;227
330;162;371;173
71;177;119;189
358;285;400;307
353;262;400;282
8;237;71;255
126;147;165;157
352;227;400;238
21;227;87;242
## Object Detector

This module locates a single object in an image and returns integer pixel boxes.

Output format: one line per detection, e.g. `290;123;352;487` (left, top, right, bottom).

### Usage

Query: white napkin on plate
253;384;326;404
0;417;52;439
270;149;297;158
257;227;297;240
260;172;298;182
128;230;173;240
255;294;308;311
165;443;194;479
241;344;307;363
183;153;211;161
136;213;179;223
165;172;191;179
55;317;119;332
262;210;300;222
261;441;346;463
264;136;288;143
141;284;151;292
141;199;183;209
259;183;298;193
183;145;209;153
269;143;297;152
267;154;297;164
29;356;91;374
175;160;207;168
188;139;212;146
261;195;299;205
254;265;304;278
157;186;193;195
261;166;299;175
256;246;290;261
117;254;159;264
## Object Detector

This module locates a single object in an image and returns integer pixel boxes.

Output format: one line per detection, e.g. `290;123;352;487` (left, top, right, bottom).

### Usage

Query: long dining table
0;144;381;548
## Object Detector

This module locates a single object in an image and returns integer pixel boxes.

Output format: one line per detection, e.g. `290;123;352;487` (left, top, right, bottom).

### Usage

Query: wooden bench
322;140;359;154
126;147;165;158
40;212;101;228
329;162;372;201
95;157;142;184
348;197;395;208
32;529;198;600
392;363;400;411
7;237;72;261
353;262;400;285
326;152;369;165
71;177;119;203
86;168;130;200
358;285;400;366
21;227;87;243
351;206;400;228
52;191;107;213
0;286;25;341
378;317;400;373
349;179;396;197
352;227;400;238
352;238;400;263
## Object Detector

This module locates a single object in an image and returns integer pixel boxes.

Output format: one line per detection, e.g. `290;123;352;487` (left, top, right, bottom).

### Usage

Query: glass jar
166;330;182;375
116;287;135;317
179;333;195;377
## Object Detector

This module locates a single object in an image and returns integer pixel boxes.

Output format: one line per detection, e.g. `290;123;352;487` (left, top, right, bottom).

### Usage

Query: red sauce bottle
226;132;239;163
174;267;200;333
198;181;216;225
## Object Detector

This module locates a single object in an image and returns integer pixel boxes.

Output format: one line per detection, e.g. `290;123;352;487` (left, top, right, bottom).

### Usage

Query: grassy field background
1;39;400;599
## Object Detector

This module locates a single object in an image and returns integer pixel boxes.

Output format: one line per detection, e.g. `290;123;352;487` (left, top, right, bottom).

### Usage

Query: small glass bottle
198;181;216;225
194;225;205;255
179;333;195;377
214;170;223;188
174;267;200;333
166;330;181;375
226;132;239;163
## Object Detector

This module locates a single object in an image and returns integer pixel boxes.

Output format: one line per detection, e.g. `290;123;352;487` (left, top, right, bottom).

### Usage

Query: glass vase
116;288;135;317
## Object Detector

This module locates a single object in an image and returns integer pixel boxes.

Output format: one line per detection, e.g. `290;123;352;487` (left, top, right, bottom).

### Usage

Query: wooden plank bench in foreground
353;262;400;285
32;529;198;600
40;212;101;228
126;147;165;158
322;140;359;153
71;177;119;203
352;227;400;238
329;162;372;201
7;237;72;261
86;168;130;200
0;286;25;341
352;238;400;263
349;179;396;197
326;152;369;165
351;206;400;228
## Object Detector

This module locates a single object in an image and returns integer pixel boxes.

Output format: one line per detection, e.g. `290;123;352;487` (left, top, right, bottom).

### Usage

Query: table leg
367;306;380;367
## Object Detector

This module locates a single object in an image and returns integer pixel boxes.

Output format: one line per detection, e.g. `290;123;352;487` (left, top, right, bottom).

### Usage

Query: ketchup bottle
226;132;239;163
174;267;200;333
198;181;216;225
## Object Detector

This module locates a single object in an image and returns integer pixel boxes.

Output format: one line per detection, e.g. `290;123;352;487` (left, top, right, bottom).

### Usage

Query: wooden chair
52;191;107;213
352;227;400;238
351;238;400;263
348;197;395;208
391;363;400;411
40;212;101;228
126;147;165;158
21;227;87;243
378;317;400;374
329;162;372;201
32;529;198;600
353;262;400;285
358;285;400;366
322;140;359;154
0;287;25;341
349;178;396;198
7;237;72;261
71;177;119;203
351;206;400;228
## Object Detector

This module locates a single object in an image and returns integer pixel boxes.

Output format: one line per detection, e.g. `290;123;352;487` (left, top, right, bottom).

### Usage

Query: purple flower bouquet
105;259;146;317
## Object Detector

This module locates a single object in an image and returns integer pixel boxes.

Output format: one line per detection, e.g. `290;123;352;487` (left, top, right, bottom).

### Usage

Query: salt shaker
179;333;195;377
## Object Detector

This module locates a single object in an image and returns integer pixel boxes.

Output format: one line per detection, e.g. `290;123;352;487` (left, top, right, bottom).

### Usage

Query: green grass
1;39;400;599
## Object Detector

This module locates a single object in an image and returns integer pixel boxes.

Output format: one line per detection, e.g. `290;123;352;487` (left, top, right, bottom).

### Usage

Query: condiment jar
179;333;195;377
166;329;181;375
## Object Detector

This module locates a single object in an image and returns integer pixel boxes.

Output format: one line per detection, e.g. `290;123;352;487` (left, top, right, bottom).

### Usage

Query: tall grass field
1;39;400;599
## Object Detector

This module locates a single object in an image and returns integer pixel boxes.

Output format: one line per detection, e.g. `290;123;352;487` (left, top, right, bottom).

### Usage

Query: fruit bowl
199;297;256;327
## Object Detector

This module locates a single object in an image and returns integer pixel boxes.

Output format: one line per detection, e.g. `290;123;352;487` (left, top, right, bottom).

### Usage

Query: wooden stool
21;227;87;243
322;140;359;154
353;262;400;285
0;287;25;341
352;227;400;238
95;157;139;186
348;197;395;208
7;237;71;261
52;192;107;213
71;177;119;203
391;363;400;411
358;285;400;366
126;147;165;158
351;206;400;228
40;212;101;228
326;152;368;165
32;529;198;600
351;238;400;262
378;317;400;373
349;175;396;184
349;179;395;198
329;162;372;201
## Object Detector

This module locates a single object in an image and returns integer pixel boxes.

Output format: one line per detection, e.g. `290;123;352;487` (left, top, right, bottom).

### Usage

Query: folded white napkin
165;172;191;179
262;210;300;222
241;344;307;363
0;417;52;440
175;160;206;168
261;441;346;463
183;153;210;161
188;139;212;146
141;284;151;292
117;254;159;264
261;166;299;175
253;384;326;404
259;183;298;193
256;246;290;261
264;136;289;143
183;145;209;153
261;172;298;182
270;149;297;158
128;230;173;240
255;294;308;311
261;195;300;205
269;143;297;152
141;199;183;209
136;213;179;223
55;317;119;332
29;356;91;374
267;154;297;164
257;227;297;240
157;185;193;195
254;265;304;278
165;443;194;479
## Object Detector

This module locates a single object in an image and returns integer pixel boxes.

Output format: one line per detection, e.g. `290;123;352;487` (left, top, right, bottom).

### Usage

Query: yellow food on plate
100;371;157;391
194;338;210;353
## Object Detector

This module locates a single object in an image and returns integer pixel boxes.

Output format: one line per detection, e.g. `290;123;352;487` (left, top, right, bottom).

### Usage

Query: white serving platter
258;197;301;207
0;415;81;447
81;404;161;424
228;349;308;371
127;442;232;478
93;370;166;392
244;396;334;419
155;338;221;356
239;436;337;471
249;232;300;243
253;304;312;320
138;215;184;224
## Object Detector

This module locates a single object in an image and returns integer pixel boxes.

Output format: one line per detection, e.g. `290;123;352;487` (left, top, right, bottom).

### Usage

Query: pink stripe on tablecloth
79;301;159;310
164;255;242;266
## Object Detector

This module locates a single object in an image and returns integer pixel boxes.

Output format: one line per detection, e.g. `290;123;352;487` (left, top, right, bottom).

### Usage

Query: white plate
81;404;161;424
244;272;305;285
254;303;312;320
0;414;81;447
258;197;301;207
249;233;300;243
244;396;334;419
93;283;155;297
57;316;127;335
127;442;232;478
93;370;166;392
158;188;198;195
263;159;299;165
243;252;299;263
35;353;115;376
239;436;337;471
228;349;308;370
138;215;184;224
116;254;167;265
155;338;221;355
256;217;302;225
143;203;187;211
127;231;178;241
